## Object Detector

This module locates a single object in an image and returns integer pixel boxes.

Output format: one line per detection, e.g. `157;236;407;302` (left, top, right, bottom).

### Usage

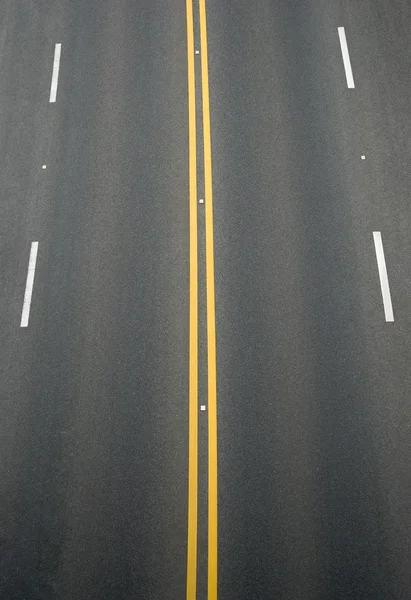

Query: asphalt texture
1;2;411;600
0;2;189;599
208;1;411;599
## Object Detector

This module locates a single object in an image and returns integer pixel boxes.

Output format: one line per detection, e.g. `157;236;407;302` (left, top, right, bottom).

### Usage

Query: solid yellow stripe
186;0;198;599
199;1;218;599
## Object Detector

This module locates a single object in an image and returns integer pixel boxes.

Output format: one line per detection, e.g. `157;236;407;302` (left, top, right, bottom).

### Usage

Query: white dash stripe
49;43;62;103
373;232;394;322
20;242;39;327
337;27;355;88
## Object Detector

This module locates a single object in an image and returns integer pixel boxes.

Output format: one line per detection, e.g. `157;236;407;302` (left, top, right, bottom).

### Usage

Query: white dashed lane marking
373;232;394;322
49;43;62;103
338;27;355;89
20;242;39;328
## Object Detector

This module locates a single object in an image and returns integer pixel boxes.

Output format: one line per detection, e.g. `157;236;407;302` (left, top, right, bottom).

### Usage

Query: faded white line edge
49;43;62;103
338;27;355;89
20;242;39;328
373;232;394;322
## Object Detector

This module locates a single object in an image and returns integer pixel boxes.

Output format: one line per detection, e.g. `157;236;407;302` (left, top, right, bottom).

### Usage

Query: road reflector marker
200;405;206;411
195;50;200;54
199;198;204;204
361;155;365;160
42;165;47;169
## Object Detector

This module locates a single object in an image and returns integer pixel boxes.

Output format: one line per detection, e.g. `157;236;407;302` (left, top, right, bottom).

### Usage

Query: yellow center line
186;0;198;599
199;1;218;599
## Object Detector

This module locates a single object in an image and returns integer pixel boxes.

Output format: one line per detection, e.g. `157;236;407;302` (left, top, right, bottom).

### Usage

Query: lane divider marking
338;27;355;88
199;1;218;598
186;0;199;598
49;43;62;103
21;242;39;328
373;231;394;322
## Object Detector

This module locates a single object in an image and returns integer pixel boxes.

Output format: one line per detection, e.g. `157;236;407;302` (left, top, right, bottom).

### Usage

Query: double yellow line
186;0;218;599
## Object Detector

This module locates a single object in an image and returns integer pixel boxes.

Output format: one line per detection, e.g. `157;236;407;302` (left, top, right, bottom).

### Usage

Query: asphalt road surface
0;2;189;599
1;2;411;600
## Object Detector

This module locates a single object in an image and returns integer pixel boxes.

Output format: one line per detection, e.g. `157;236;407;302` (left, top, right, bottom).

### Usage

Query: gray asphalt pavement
207;1;411;599
0;2;189;599
1;2;411;600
